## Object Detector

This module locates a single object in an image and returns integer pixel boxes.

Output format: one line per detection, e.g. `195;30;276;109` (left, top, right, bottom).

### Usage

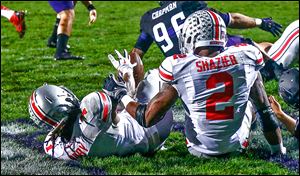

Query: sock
48;18;60;43
1;5;15;20
55;34;69;57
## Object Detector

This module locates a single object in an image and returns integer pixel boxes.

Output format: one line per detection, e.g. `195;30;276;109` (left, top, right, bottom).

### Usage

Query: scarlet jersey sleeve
159;56;175;83
44;132;91;160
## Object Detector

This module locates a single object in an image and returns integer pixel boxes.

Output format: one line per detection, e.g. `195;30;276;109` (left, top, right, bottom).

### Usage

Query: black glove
260;17;283;37
260;59;285;81
103;73;127;103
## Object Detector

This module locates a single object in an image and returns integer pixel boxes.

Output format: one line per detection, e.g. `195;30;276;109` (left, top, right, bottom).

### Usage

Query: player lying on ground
103;10;286;158
1;4;26;38
258;20;299;81
28;83;173;160
269;67;299;141
128;1;285;84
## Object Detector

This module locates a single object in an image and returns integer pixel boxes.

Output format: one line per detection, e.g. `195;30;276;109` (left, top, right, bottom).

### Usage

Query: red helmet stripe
208;10;220;41
30;92;58;127
99;92;109;122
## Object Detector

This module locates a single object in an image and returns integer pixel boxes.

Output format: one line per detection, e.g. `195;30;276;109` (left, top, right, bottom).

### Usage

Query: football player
47;1;97;60
269;68;299;141
104;10;286;157
1;4;26;38
259;20;299;81
128;1;283;84
28;82;172;160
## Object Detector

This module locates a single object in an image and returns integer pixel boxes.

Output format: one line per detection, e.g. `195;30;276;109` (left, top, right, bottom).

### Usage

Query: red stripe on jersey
256;57;264;65
99;92;109;122
30;93;58;127
208;10;220;40
159;67;173;81
272;29;299;60
185;138;189;145
45;144;53;152
173;54;187;60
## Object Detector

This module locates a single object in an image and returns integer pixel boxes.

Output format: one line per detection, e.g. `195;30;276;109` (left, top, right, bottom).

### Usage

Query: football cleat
54;52;84;60
47;38;71;51
11;11;26;38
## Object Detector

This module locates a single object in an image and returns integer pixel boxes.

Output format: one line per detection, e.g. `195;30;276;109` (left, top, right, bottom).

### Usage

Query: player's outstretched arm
250;73;286;154
126;83;178;127
80;1;97;25
229;13;282;37
129;48;145;87
268;95;297;136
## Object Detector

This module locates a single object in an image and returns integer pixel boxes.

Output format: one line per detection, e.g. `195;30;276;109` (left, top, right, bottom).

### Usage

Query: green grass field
1;1;299;175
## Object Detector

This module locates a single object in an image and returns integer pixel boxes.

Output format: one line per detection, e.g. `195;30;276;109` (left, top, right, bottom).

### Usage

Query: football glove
89;9;97;25
260;59;285;81
260;17;283;37
108;49;137;97
102;73;127;103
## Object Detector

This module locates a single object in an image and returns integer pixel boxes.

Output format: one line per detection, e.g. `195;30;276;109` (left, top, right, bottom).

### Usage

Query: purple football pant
226;34;248;47
48;1;74;13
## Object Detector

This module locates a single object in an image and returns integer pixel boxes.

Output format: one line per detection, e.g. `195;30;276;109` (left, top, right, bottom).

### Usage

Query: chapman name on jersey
152;2;177;20
159;44;264;155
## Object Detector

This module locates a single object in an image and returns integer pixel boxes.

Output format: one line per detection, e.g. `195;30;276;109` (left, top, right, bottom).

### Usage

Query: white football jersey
159;44;264;155
44;92;173;160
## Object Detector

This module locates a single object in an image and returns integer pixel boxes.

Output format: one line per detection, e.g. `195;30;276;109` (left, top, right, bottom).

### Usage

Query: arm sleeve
134;31;153;53
44;133;92;160
134;13;154;53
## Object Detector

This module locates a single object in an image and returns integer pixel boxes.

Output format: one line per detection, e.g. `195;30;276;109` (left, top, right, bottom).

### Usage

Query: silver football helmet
28;84;80;129
179;10;227;54
278;68;299;109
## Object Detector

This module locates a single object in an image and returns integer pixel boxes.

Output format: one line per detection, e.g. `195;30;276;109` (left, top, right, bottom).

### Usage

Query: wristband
87;4;96;11
121;95;134;108
255;18;262;26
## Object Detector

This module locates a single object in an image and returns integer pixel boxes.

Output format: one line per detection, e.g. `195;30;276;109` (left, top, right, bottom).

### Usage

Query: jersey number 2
152;12;185;53
206;72;234;120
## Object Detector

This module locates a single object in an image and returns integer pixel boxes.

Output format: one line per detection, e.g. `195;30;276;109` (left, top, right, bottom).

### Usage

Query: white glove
108;49;137;97
89;9;97;25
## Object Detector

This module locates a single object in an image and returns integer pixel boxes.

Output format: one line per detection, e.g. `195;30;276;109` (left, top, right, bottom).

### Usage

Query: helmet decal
29;91;59;127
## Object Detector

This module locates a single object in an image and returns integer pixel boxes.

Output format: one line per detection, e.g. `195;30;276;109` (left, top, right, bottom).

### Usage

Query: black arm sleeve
135;104;148;127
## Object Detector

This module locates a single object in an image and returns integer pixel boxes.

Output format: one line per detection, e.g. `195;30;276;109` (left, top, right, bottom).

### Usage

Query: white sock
1;9;14;20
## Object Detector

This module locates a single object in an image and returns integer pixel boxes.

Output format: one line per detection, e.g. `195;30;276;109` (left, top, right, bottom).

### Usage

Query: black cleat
54;52;84;60
47;40;57;48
